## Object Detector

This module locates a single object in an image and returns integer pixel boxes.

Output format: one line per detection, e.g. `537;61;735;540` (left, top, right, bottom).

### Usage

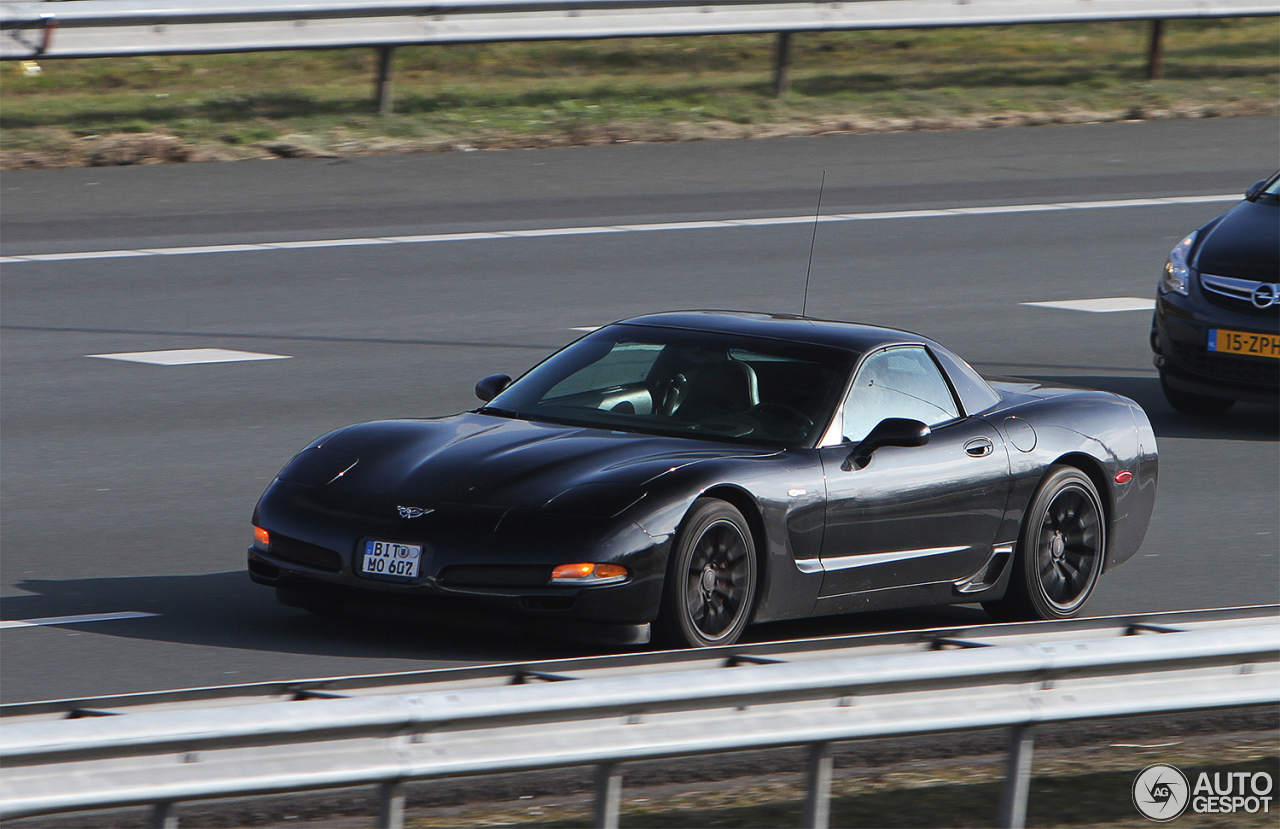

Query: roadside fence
3;0;1278;112
2;613;1277;829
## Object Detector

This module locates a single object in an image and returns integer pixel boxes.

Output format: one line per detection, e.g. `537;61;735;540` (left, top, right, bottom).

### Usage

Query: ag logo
1134;764;1190;822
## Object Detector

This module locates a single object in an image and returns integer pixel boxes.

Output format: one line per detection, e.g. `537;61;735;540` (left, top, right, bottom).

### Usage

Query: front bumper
1152;285;1279;403
248;545;665;627
248;481;671;627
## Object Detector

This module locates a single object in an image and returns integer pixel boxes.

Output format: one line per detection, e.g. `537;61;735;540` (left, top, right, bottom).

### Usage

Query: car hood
308;412;773;510
1193;198;1280;280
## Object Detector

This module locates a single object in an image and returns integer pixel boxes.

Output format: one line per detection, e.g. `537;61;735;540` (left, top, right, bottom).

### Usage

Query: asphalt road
2;116;1277;704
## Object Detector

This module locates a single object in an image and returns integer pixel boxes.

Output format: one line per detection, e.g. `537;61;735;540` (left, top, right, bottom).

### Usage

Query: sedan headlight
1160;232;1197;296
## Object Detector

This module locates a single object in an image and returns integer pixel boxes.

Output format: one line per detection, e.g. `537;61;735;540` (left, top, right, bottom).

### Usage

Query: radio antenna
802;171;826;318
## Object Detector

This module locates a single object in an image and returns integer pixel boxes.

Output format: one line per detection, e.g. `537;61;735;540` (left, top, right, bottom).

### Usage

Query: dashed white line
0;611;160;629
87;348;292;366
1024;297;1156;313
0;194;1239;265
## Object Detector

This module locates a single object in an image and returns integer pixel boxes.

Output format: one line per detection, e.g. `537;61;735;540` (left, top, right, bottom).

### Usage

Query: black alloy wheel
1159;372;1235;415
984;466;1105;621
655;498;757;647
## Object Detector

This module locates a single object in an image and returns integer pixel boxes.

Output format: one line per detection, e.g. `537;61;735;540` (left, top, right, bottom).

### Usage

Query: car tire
983;465;1105;622
654;498;757;648
1160;372;1234;415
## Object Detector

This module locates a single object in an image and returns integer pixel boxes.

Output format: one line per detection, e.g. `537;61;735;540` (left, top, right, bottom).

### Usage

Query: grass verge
1;19;1276;168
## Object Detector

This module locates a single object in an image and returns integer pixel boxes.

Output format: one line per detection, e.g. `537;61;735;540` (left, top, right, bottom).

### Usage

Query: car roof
611;310;932;353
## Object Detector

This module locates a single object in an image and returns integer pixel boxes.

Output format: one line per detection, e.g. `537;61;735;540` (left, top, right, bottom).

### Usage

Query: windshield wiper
473;405;528;420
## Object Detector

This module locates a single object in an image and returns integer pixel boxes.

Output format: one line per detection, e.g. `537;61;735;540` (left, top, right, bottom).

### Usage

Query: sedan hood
1193;199;1280;280
308;412;773;510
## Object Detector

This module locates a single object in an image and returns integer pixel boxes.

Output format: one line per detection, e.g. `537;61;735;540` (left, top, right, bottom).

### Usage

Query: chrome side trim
817;545;969;572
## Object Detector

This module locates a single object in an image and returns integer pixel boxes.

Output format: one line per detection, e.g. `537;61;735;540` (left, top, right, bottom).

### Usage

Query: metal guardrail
2;604;1274;720
2;612;1277;829
3;0;1278;111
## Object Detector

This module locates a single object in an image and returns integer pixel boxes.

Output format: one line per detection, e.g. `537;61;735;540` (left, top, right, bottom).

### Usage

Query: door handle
965;437;993;457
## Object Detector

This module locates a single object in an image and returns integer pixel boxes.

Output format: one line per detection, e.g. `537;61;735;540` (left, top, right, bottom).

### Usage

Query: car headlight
550;563;629;585
1160;232;1196;296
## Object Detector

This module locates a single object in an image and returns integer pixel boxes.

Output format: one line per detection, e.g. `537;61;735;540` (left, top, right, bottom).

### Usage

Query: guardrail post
802;741;833;829
1146;19;1165;80
772;32;792;97
377;781;405;829
375;46;396;115
998;724;1035;829
594;761;623;829
150;801;178;829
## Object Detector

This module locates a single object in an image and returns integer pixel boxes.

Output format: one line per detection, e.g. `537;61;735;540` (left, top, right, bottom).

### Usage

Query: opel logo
397;506;433;519
1251;283;1279;309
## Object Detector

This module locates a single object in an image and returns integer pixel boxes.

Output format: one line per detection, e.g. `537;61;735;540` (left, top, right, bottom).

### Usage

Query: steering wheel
658;373;688;416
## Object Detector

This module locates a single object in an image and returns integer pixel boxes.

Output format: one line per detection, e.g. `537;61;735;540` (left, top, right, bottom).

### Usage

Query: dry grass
1;19;1277;167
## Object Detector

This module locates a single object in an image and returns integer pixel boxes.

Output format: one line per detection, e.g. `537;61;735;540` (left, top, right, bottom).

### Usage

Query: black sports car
250;312;1158;647
1152;172;1280;413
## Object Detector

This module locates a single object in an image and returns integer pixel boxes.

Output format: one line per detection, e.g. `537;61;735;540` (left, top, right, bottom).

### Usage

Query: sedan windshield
485;324;855;447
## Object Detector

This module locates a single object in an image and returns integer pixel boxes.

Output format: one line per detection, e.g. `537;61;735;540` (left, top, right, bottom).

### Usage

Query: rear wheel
1160;372;1234;415
983;466;1104;622
654;499;757;648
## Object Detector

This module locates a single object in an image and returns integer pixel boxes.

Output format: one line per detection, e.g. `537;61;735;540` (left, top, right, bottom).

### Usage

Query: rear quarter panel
983;386;1158;573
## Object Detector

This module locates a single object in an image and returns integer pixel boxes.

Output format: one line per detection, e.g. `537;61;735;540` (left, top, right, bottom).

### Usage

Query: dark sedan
1152;173;1280;413
250;312;1158;647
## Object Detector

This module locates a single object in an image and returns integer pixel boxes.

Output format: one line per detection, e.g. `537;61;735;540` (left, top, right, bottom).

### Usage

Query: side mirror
1245;179;1267;201
843;417;930;471
475;374;512;402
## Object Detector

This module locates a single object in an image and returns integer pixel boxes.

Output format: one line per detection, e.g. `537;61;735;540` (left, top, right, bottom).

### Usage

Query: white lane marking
1;194;1240;264
87;348;291;365
1024;297;1156;313
0;611;159;629
570;326;602;332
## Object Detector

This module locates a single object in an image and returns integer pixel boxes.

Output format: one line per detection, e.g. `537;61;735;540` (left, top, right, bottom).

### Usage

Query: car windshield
484;324;855;447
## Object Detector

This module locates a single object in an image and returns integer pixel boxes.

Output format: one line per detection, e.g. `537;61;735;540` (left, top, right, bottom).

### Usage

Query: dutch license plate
1208;329;1280;359
360;540;422;579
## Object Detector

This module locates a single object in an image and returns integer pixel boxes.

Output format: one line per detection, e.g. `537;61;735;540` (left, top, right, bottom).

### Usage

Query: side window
842;346;960;442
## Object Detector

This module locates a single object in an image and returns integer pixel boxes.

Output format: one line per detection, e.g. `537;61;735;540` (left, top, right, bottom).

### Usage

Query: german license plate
1208;329;1280;359
360;540;422;580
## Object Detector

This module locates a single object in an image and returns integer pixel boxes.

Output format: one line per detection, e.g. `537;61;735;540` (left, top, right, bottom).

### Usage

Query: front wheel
983;466;1105;622
654;499;757;648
